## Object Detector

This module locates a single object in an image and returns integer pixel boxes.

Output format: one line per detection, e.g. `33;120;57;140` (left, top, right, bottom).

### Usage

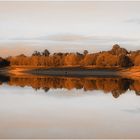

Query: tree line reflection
0;74;140;98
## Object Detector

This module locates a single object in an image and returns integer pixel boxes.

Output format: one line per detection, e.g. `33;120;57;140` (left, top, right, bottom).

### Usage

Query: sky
0;1;140;57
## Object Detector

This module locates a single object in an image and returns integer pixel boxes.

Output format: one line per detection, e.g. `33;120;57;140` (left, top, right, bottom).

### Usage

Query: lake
0;74;140;138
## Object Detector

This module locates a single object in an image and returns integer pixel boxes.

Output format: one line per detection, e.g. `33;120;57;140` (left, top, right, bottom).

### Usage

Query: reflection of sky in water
0;84;140;138
123;108;140;114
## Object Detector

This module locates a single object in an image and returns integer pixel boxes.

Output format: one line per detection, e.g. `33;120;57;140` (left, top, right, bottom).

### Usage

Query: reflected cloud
123;108;140;114
125;18;140;24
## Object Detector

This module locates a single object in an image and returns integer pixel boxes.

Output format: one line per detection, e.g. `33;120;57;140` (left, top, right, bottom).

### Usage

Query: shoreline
0;66;140;79
0;66;121;77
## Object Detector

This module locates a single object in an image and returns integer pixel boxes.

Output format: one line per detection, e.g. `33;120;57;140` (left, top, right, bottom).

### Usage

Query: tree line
1;44;140;68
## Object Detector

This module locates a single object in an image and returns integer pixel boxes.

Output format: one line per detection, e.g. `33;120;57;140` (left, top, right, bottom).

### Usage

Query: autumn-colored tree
52;54;63;66
7;45;140;68
83;50;88;55
134;55;140;66
64;53;81;66
96;52;118;66
42;49;50;56
118;54;133;67
81;53;98;66
109;44;128;55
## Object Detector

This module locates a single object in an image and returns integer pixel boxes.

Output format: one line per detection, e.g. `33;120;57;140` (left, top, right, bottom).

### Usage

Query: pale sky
0;1;140;57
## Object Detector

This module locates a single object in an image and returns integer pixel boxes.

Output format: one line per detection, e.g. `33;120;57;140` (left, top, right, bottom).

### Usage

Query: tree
32;51;41;56
64;53;81;66
110;44;128;55
83;50;88;55
42;49;50;56
81;53;98;66
118;54;133;68
96;52;118;66
134;55;140;66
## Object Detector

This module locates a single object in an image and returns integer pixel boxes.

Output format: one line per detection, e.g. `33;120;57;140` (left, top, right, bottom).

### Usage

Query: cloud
0;41;97;57
0;33;140;57
39;33;139;43
47;34;87;41
6;34;88;41
9;33;140;44
0;43;33;57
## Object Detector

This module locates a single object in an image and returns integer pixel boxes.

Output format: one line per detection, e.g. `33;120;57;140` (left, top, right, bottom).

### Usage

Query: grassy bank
120;66;140;79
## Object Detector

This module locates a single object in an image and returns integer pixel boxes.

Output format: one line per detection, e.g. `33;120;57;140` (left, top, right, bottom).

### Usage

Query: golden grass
120;66;140;79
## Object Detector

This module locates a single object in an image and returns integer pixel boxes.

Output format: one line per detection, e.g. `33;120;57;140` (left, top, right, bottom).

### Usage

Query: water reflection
0;74;140;138
0;74;140;98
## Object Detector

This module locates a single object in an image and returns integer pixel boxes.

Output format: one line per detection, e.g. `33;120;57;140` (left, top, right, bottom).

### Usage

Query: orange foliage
96;52;118;66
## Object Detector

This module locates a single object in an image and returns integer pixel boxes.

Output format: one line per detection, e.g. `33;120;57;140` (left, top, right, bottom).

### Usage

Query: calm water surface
0;75;140;138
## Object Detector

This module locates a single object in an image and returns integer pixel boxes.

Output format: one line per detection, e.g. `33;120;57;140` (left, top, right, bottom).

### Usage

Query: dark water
0;74;140;138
